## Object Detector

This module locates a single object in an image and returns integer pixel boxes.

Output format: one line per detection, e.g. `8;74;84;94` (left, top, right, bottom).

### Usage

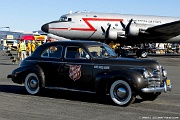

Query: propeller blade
101;26;106;34
120;21;126;30
105;24;111;38
125;19;133;34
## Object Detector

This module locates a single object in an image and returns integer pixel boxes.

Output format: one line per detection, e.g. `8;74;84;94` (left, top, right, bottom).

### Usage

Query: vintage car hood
93;57;160;70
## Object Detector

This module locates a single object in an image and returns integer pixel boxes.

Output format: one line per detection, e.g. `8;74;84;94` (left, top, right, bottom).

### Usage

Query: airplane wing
146;20;180;37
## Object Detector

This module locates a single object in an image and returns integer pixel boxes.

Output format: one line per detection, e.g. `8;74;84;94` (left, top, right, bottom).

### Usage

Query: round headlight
143;70;149;79
162;69;167;77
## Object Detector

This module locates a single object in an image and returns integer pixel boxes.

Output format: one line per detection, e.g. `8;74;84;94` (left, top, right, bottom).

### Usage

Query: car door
58;46;94;91
37;45;64;86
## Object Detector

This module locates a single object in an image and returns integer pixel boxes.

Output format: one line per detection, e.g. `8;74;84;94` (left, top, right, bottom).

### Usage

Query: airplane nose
41;23;49;33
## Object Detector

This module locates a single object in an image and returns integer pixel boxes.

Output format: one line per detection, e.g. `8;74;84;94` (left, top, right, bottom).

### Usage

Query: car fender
11;65;45;87
95;69;145;94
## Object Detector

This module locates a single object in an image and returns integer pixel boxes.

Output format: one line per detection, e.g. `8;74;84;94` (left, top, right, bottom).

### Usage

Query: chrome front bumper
141;81;172;93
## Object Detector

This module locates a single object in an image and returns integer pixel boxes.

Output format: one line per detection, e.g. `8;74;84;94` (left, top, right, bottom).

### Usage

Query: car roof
32;40;103;57
44;40;103;46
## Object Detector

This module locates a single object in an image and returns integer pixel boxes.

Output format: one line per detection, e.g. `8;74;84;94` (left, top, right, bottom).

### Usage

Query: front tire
110;80;135;106
24;73;40;95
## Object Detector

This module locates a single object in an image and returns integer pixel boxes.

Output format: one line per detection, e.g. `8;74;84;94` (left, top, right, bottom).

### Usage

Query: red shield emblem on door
69;65;81;81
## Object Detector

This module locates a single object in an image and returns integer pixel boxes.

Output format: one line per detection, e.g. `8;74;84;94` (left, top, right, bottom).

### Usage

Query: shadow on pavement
0;84;143;106
0;85;26;94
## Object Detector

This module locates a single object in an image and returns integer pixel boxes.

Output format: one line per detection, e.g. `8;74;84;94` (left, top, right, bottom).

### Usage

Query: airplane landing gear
135;43;149;58
136;49;148;58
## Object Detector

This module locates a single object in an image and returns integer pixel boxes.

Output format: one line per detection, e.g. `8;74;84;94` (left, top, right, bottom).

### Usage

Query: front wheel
110;80;135;106
24;73;40;95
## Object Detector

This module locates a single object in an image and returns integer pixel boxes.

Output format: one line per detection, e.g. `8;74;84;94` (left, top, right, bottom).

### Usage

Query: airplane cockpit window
59;16;68;22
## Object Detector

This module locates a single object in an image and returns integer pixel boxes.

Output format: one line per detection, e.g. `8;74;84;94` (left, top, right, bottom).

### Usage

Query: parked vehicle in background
1;39;15;50
2;39;18;50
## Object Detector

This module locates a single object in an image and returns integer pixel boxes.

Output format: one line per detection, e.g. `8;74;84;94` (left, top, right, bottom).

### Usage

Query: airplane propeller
120;19;133;36
101;24;111;38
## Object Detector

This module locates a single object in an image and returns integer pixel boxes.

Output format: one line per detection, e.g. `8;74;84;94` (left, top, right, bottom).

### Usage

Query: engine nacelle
129;23;154;36
108;29;125;40
129;24;139;36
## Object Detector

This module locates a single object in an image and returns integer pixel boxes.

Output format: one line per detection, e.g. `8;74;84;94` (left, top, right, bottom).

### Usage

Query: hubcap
29;79;38;89
116;87;127;98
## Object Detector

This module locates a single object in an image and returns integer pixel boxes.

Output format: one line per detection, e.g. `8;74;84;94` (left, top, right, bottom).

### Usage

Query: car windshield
87;44;117;58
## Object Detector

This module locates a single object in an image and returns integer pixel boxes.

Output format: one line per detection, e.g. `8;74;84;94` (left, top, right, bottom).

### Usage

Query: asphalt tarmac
0;50;180;120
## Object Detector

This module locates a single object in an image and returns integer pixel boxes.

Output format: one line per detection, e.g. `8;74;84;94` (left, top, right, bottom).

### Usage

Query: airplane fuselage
42;12;180;43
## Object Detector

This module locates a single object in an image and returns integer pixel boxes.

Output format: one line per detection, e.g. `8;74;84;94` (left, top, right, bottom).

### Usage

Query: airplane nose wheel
141;51;148;58
136;49;148;58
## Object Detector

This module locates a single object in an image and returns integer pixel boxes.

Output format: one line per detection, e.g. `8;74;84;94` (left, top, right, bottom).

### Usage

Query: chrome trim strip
26;60;151;68
148;78;161;81
26;60;93;65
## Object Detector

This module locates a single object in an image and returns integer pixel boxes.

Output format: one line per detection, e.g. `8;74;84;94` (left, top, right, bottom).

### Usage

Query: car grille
147;69;163;88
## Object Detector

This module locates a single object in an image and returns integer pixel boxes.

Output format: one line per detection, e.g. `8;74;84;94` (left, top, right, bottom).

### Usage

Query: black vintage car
7;40;172;106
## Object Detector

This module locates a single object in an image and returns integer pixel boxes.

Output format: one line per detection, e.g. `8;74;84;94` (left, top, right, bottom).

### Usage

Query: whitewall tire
110;80;135;106
24;73;40;95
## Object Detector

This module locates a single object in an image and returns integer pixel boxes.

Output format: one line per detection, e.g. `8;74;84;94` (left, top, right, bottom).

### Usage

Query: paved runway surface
0;50;180;120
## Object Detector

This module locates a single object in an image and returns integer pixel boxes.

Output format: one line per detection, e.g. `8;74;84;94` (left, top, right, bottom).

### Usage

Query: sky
0;0;180;33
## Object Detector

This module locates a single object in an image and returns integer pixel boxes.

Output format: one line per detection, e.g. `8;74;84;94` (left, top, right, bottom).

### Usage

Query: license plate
166;79;171;86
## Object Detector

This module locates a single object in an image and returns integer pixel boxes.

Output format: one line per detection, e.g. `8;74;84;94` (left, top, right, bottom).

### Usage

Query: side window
41;45;62;58
65;46;89;59
68;18;72;21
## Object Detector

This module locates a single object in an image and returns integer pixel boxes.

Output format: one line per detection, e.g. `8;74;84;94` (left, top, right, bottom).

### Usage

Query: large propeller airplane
41;11;180;57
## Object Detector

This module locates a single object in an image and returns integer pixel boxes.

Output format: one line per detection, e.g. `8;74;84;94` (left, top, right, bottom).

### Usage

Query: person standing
109;41;115;49
27;41;31;56
31;40;36;53
17;41;21;60
20;40;27;61
37;41;42;46
178;44;180;54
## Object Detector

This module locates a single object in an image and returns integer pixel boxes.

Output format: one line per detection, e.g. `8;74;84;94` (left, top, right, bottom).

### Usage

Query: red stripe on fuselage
49;18;123;31
50;28;68;30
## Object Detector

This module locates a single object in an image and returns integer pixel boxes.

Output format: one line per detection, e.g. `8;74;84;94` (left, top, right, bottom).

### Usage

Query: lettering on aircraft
130;19;161;24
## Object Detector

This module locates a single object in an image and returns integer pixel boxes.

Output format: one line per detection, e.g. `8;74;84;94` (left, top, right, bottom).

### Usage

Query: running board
45;86;96;94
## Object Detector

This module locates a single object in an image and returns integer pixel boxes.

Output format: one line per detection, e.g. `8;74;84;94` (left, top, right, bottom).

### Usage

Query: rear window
41;45;63;58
